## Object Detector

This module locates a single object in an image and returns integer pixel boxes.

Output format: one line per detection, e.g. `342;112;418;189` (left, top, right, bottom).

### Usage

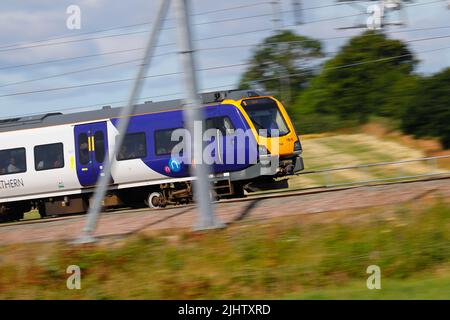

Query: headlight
294;141;302;152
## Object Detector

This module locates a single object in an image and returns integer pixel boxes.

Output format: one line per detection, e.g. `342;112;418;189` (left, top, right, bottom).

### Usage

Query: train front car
241;96;303;175
221;91;304;191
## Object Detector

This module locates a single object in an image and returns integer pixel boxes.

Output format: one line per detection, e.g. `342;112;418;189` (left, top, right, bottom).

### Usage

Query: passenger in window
136;143;146;158
7;157;20;173
157;146;168;155
36;154;47;170
37;159;45;170
53;154;63;168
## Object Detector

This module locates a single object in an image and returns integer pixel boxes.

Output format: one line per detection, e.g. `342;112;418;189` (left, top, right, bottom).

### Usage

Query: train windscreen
241;98;289;137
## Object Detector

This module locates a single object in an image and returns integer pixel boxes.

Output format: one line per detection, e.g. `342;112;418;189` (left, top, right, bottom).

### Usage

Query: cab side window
34;143;64;171
0;148;26;175
205;116;235;135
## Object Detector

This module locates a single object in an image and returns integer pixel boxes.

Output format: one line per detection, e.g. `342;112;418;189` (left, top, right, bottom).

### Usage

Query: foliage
239;30;323;105
401;68;450;148
293;30;417;123
292;113;359;134
380;74;420;119
237;29;449;149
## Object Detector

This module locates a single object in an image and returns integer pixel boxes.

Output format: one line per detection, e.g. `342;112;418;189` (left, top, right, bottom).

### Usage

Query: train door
205;114;235;172
215;110;256;171
74;122;109;187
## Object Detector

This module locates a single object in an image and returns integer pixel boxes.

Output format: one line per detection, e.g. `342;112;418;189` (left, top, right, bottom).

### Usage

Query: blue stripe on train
110;104;256;178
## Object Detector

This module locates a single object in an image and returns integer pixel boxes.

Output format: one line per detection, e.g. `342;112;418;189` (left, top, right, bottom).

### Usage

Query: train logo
169;158;181;173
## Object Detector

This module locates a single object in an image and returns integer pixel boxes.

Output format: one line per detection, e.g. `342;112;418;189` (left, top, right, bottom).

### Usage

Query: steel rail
297;155;450;175
1;174;449;229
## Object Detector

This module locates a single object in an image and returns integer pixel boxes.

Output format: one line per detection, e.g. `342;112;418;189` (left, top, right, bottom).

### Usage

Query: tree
239;30;323;106
296;30;417;123
381;74;419;119
402;68;450;148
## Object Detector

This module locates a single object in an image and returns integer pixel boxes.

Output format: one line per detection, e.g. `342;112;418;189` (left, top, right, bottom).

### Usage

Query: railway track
2;174;449;230
0;175;448;245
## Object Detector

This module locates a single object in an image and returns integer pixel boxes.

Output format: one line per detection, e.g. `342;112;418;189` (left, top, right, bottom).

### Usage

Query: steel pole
74;0;171;244
292;0;303;25
271;0;283;33
174;0;224;230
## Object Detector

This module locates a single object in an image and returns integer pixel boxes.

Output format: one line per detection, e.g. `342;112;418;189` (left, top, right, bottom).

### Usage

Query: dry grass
289;131;447;189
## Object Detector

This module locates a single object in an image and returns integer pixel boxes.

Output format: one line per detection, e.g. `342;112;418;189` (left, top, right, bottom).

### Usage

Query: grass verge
0;199;449;299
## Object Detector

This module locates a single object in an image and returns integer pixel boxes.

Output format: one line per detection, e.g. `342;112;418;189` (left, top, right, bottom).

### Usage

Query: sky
0;0;449;119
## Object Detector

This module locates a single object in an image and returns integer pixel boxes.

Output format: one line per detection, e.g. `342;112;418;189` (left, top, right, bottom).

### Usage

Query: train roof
0;89;264;133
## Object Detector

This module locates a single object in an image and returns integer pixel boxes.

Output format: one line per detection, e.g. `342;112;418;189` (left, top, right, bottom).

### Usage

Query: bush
401;68;450;148
293;113;359;134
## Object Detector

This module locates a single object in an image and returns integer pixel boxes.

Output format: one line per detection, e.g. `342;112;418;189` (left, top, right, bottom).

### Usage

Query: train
0;90;304;222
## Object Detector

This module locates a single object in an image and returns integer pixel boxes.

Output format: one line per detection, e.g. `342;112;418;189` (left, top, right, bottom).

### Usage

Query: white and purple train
0;90;304;222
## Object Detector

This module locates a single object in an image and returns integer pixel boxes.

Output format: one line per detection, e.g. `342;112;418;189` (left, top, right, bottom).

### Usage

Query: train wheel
37;203;47;218
0;211;22;223
232;182;246;198
14;211;24;221
147;192;164;209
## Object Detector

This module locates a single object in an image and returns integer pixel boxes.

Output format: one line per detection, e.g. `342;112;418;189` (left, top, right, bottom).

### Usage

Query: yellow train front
216;90;304;191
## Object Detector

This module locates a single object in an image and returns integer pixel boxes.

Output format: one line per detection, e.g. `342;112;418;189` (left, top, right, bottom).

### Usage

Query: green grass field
286;276;450;299
1;198;449;299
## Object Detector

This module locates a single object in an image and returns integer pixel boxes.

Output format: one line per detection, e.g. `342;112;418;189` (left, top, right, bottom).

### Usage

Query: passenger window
34;143;64;171
154;128;183;156
117;132;147;161
78;133;89;165
205;116;235;135
0;148;26;175
94;131;106;163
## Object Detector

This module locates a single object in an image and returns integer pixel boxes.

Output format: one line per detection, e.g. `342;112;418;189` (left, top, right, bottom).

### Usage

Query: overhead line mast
174;0;224;230
75;0;171;243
